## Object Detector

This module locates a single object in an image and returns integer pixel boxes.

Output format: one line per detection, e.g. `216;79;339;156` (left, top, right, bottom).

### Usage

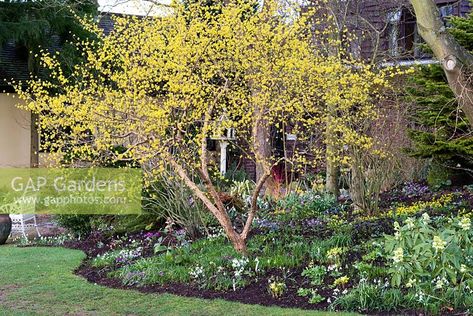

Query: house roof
0;13;115;91
0;40;29;90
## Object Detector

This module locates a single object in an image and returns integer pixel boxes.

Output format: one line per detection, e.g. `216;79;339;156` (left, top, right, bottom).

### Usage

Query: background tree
306;0;414;213
407;7;473;186
0;0;97;73
410;0;473;127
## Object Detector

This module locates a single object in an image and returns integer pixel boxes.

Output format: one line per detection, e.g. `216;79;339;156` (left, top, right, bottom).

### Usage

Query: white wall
0;93;31;167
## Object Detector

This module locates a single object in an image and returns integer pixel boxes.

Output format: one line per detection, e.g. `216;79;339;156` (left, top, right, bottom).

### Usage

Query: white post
220;141;228;175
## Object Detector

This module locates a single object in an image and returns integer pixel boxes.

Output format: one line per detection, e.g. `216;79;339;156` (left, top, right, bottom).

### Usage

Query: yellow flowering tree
17;0;391;254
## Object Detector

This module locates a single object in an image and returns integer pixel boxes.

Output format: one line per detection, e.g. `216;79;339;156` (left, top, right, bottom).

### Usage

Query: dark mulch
68;231;330;310
75;262;328;311
67;232;469;316
75;260;442;315
64;230;175;258
69;233;431;315
64;232;112;257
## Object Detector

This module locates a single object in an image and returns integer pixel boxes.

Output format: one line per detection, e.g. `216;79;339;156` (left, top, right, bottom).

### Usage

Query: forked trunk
227;232;248;256
168;157;250;255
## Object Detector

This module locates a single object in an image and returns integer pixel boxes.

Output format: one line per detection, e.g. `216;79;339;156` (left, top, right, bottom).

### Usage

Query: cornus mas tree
18;0;392;254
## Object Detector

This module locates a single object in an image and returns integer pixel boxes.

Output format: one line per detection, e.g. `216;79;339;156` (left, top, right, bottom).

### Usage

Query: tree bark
410;0;473;126
241;171;270;240
28;50;40;168
30;113;39;168
168;157;248;255
253;105;276;196
325;103;340;197
326;157;340;196
324;7;341;198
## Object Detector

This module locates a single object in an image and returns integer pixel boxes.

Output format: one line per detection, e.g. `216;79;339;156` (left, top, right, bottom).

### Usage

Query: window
439;4;454;19
439;3;457;27
387;10;401;57
387;7;419;58
386;3;459;59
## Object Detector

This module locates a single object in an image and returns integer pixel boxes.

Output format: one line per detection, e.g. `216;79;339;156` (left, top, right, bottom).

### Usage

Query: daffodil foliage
18;0;393;253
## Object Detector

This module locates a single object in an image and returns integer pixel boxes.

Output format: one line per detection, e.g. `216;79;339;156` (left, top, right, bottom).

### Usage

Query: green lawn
0;246;359;316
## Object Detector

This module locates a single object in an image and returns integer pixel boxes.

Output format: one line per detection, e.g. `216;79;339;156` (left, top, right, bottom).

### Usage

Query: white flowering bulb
405;217;415;229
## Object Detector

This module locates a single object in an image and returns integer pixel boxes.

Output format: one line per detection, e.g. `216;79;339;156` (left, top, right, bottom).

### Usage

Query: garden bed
22;183;473;315
67;229;331;310
75;263;322;310
69;232;445;316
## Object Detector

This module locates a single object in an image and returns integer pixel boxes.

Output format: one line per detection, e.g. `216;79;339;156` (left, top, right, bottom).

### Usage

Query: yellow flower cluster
268;281;286;298
459;217;471;230
326;247;346;264
17;0;397;176
432;236;447;252
387;194;455;218
333;276;350;287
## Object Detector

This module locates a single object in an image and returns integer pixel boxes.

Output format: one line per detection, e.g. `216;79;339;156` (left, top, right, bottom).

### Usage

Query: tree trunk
30;113;39;168
325;103;340;197
325;14;341;198
410;0;473;126
227;231;248;255
253;105;276;196
326;157;340;196
28;50;40;168
168;157;250;254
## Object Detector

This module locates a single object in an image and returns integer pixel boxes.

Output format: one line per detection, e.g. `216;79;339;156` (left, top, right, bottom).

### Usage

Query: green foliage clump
0;0;96;44
274;191;336;221
301;265;326;286
426;160;452;188
0;0;97;74
383;214;473;313
331;280;409;312
55;214;94;237
143;171;210;239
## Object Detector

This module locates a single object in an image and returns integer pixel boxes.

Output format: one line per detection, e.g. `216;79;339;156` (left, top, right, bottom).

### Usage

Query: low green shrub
383;213;473;312
331;280;409;312
301;264;326;286
55;215;94;237
274;191;336;221
427;161;452;189
143;171;210;238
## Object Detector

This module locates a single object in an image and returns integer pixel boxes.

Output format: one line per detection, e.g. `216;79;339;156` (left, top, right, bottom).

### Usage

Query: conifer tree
0;0;97;73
